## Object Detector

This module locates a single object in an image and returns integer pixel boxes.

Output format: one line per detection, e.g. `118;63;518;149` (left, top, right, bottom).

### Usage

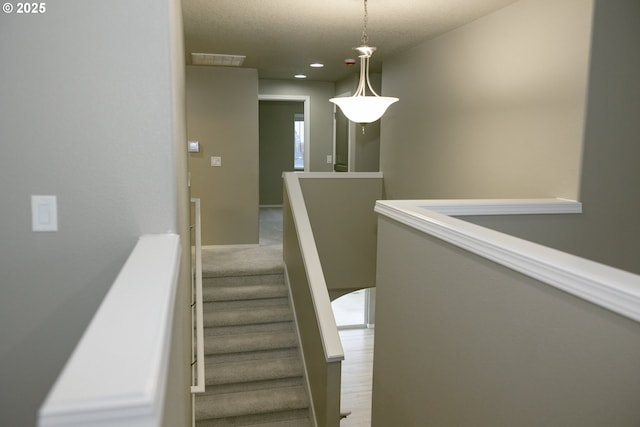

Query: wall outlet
211;156;222;167
326;155;333;164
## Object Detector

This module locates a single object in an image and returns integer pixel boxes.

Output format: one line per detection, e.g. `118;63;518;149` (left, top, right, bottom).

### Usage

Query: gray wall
259;101;304;205
299;176;383;298
185;75;336;245
371;1;640;424
379;0;640;274
466;0;640;275
187;66;260;245
468;0;640;275
373;216;640;426
259;79;335;172
163;1;193;425
380;0;592;200
568;0;640;272
0;0;191;425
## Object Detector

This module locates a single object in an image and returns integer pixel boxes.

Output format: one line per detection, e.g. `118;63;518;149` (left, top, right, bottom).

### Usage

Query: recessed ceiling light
310;63;324;68
294;74;307;79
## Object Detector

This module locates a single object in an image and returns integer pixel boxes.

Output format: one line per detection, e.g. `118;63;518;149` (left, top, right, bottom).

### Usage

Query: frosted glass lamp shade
330;95;399;124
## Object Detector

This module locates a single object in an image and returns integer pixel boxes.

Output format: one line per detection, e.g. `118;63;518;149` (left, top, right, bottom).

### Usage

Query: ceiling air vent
191;53;246;67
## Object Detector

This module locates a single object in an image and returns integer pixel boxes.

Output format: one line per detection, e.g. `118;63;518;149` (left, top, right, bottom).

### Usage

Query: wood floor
339;328;375;427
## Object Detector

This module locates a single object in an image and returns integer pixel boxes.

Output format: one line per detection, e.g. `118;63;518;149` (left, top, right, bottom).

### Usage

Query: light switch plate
32;195;58;232
211;156;222;167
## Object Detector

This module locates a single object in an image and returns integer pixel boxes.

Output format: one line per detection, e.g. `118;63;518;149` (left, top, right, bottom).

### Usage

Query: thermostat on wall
188;140;200;153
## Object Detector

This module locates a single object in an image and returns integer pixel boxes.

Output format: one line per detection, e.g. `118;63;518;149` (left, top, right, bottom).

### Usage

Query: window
332;288;373;329
294;113;304;170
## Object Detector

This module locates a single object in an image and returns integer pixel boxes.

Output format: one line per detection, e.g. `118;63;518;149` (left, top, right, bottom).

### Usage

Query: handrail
293;171;383;179
376;199;640;323
38;234;181;427
417;198;582;215
283;173;344;362
190;198;205;394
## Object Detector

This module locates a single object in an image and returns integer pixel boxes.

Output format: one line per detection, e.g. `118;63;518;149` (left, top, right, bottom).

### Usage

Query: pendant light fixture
330;0;398;124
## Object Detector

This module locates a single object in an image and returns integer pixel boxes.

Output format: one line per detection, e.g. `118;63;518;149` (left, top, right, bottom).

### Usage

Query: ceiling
182;0;520;82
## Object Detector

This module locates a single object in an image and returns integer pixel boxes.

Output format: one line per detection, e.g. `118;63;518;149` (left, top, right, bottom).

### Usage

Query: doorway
259;100;304;205
258;95;310;207
333;91;355;172
258;95;310;245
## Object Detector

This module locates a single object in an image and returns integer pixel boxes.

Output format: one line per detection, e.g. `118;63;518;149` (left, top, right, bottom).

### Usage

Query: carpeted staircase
195;246;312;427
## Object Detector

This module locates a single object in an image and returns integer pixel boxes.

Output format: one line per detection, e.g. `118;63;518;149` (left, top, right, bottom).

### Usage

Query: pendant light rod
354;47;379;97
329;0;398;124
355;0;378;98
361;0;369;46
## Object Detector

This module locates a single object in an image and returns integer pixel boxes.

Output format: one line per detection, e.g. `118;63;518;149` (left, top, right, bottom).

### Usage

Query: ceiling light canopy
329;0;398;124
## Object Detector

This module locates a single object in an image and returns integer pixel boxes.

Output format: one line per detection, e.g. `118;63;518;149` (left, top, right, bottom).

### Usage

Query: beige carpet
194;241;311;426
200;245;284;278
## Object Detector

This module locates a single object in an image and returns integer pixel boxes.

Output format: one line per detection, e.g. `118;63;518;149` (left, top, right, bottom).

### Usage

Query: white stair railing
282;172;345;427
191;198;205;402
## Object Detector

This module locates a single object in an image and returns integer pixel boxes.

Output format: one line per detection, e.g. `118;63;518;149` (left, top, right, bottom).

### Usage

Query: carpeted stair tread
205;330;298;355
202;265;284;278
196;245;311;425
196;408;311;427
195;386;309;420
204;305;293;327
205;347;299;365
200;246;284;278
201;377;305;397
203;273;284;288
203;283;288;302
245;418;311;427
204;320;294;338
205;357;303;386
204;297;290;313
